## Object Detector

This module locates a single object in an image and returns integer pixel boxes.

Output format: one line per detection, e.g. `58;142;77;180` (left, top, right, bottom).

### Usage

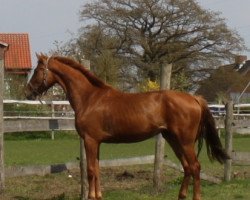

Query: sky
0;0;250;66
0;0;87;65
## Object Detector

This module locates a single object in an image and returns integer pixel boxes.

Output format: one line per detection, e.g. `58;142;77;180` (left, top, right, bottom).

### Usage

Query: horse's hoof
178;194;187;200
96;192;102;200
87;196;95;200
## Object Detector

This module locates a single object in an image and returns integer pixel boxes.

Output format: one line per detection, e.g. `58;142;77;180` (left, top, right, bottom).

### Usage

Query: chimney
235;55;247;65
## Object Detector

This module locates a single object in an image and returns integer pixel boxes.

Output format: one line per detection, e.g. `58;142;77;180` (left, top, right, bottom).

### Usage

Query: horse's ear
36;53;48;64
35;52;40;60
40;52;48;58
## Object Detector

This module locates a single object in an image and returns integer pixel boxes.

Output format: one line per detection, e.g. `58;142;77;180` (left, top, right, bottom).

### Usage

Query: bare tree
52;26;124;89
80;0;245;89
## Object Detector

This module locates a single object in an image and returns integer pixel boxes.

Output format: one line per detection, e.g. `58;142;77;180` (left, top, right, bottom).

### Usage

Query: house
196;55;250;103
0;41;9;59
229;56;250;102
0;33;32;74
0;33;32;99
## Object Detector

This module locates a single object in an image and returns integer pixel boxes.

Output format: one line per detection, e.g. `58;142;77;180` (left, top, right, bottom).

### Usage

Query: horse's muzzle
24;86;37;100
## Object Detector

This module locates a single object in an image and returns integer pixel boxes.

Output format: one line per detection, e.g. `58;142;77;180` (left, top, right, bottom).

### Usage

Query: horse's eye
38;60;43;65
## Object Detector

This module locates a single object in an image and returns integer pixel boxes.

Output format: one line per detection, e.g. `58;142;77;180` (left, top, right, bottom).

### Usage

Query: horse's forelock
36;53;48;65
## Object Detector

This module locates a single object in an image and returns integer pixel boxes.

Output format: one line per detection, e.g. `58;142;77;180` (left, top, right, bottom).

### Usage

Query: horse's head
25;53;56;100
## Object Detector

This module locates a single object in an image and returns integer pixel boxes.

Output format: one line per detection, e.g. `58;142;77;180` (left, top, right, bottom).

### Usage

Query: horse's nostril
26;94;36;100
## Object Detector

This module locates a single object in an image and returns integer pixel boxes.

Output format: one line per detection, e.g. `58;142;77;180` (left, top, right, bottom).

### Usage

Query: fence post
79;59;90;200
153;63;172;191
80;138;88;200
224;101;233;181
51;102;55;140
0;43;8;194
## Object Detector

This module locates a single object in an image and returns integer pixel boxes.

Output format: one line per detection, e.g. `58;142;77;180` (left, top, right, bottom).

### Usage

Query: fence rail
3;100;70;105
3;101;250;165
4;118;75;133
4;100;75;133
4;99;74;118
5;155;221;184
4;101;250;133
4;100;250;117
232;152;250;165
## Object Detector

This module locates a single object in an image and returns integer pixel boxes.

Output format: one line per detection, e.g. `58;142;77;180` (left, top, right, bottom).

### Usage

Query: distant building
229;55;250;102
0;33;32;74
0;33;32;99
0;41;9;59
196;55;250;103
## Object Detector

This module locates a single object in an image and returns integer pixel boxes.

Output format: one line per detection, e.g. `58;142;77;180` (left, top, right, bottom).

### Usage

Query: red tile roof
0;33;32;70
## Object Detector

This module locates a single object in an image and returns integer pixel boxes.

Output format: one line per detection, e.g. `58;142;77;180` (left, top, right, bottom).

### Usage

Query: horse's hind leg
181;144;201;200
162;132;191;199
172;152;191;199
178;156;191;199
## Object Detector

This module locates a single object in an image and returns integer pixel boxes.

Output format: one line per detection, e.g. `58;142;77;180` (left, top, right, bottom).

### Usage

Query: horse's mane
54;56;111;89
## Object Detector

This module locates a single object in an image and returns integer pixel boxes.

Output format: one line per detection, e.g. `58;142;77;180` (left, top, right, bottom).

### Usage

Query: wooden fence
3;100;250;133
2;100;88;199
0;100;250;188
211;102;250;181
3;100;75;133
4;155;221;184
223;101;250;181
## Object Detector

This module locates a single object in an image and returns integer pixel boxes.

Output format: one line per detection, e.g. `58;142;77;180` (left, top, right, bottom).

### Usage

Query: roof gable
0;33;32;70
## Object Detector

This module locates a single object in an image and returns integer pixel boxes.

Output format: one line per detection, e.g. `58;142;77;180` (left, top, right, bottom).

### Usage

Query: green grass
3;132;250;200
4;168;250;200
103;179;250;200
4;132;250;168
4;133;164;166
5;131;79;166
5;139;80;166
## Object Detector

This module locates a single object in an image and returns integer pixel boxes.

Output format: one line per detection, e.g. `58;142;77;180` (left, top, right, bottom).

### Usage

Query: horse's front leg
84;135;102;200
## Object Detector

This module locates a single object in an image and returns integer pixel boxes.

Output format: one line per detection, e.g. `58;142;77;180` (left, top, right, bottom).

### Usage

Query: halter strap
43;56;51;86
27;56;52;104
45;56;51;69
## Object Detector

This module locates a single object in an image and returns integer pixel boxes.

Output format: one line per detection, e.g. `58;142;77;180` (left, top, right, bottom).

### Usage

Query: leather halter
27;57;51;103
43;57;50;87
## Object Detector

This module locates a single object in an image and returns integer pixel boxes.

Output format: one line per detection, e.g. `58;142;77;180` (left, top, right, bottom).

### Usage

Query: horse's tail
195;96;230;164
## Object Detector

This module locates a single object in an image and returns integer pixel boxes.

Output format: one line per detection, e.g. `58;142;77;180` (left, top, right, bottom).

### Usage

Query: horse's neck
51;62;95;112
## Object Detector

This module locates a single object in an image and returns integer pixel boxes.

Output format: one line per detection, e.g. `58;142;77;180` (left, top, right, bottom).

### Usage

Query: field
2;132;250;199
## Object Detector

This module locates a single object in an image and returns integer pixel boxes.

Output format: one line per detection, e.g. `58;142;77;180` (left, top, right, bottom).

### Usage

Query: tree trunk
153;63;172;191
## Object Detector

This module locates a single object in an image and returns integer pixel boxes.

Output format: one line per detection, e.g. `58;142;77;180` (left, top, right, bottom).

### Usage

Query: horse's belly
101;109;166;143
102;124;164;143
102;132;157;143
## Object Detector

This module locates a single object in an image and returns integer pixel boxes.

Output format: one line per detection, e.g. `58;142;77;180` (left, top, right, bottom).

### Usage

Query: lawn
5;131;161;166
3;131;250;199
4;132;250;168
3;165;250;200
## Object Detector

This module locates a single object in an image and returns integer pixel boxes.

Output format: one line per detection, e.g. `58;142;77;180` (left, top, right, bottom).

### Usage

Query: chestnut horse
25;54;229;200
